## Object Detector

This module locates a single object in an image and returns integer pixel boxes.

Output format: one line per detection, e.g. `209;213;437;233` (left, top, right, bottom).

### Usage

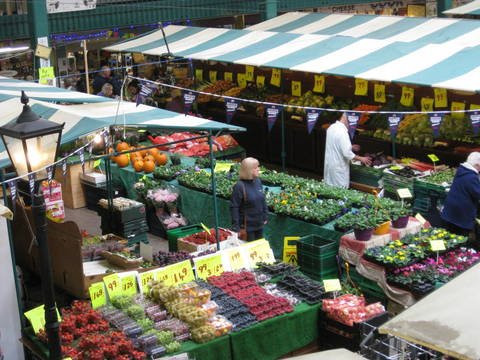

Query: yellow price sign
374;84;386;103
434;88;448;108
470;104;480;110
195;69;203;82
256;242;275;264
313;75;325;93
451;101;465;119
245;65;254;81
354;78;368;96
155;268;171;285
430;240;446;251
421;97;434;112
89;282;107;309
256;75;265;88
214;162;233;173
93;159;101;168
25;305;61;334
323;279;342;292
428;154;439;163
226;248;246;271
291;81;302;97
244;239;275;267
121;274;137;296
165;260;195;286
209;70;217;82
194;254;224;280
38;66;55;85
224;72;233;82
237;73;247;88
400;86;414;107
139;270;156;294
270;68;281;87
103;273;121;298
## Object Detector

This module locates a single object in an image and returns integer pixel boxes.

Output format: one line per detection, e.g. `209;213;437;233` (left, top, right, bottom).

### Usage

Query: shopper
324;113;371;188
125;79;140;102
92;66;112;94
230;157;268;242
97;83;114;98
441;152;480;236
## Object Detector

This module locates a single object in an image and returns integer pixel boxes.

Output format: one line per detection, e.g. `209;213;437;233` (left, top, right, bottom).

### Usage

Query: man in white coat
324;113;371;188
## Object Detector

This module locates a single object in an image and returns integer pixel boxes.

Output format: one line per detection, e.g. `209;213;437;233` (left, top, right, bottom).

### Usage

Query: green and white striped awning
444;0;480;15
104;12;480;92
0;79;245;168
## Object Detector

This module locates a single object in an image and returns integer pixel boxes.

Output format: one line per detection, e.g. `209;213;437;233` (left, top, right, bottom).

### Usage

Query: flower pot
354;228;374;241
392;215;409;229
374;221;391;235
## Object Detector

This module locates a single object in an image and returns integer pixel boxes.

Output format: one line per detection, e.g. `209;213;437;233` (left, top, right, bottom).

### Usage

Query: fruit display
180;228;233;245
361;152;391;167
153;250;192;267
196;80;236;103
81;233;127;261
322;294;385;327
419;168;456;185
399;158;435;172
276;273;324;305
385;165;419;178
285;91;329;117
98;197;144;211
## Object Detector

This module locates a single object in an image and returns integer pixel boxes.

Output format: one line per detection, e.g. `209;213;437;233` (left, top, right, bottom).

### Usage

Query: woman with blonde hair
230;157;268;241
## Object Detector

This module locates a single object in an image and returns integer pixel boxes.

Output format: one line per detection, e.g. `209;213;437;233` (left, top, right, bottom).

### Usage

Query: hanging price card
428;154;439;162
121;274;137;296
103;273;121;298
237;73;247;88
313;74;325;93
400;86;414;107
415;213;427;225
354;78;368;96
374;84;386;103
397;188;413;199
470;104;480;110
421;97;434;112
195;69;203;82
194;254;224;280
451;101;465;119
139;270;156;294
256;75;265;88
166;260;195;286
25;305;62;334
430;240;446;251
209;70;217;83
224;72;233;82
291;81;302;97
323;279;342;292
434;88;447;108
89;282;107;309
270;68;281;87
245;65;254;81
225;247;246;271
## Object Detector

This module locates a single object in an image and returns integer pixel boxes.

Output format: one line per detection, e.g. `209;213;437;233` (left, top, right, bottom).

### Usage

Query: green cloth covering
181;335;232;360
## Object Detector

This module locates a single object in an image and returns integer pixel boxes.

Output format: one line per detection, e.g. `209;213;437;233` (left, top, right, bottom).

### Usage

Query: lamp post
0;91;64;360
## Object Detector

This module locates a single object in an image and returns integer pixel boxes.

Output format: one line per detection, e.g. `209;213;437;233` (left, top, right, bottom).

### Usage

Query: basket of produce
98;197;146;223
101;249;144;269
81;233;127;261
414;168;454;199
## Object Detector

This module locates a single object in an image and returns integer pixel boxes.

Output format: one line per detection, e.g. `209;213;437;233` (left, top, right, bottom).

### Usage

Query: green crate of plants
350;164;383;187
166;224;204;251
348;267;384;296
413;178;448;200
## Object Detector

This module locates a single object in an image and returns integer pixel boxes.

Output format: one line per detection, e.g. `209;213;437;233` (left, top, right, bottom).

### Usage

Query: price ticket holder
323;279;342;299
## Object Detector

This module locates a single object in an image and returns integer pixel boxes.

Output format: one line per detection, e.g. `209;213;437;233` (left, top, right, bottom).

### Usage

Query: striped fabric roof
444;0;480;15
105;12;480;92
0;81;244;169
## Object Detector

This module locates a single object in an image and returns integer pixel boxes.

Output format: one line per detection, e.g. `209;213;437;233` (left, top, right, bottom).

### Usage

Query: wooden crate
54;161;94;209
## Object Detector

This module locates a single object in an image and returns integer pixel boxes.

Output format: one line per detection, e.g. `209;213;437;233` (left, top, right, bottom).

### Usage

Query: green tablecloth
181;335;232;360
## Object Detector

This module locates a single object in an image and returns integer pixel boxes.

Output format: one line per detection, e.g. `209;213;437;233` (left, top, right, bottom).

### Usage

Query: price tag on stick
415;213;427;226
430;240;446;263
428;153;439;171
194;254;224;280
323;279;342;298
121;274;137;296
103;273;121;299
89;282;107;309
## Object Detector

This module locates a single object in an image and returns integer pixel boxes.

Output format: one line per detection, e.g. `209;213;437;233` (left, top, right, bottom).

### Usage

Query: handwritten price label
194;254;224;280
451;101;465;119
354;78;368;96
434;88;447;108
103;273;121;298
244;239;275;267
256;75;265;88
226;248;245;271
291;81;302;97
195;69;203;82
323;279;342;292
400;86;414;107
430;240;446;251
166;260;195;286
313;75;325;93
270;68;281;87
121;275;137;296
209;70;217;82
139;271;156;294
237;73;247;88
397;188;413;199
224;72;233;82
245;65;254;81
89;282;107;309
421;97;434;112
374;84;386;103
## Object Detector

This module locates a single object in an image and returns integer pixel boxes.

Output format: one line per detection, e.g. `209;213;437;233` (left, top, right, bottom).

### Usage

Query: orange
143;154;155;163
147;147;158;156
139;148;148;157
143;159;155;173
133;160;144;172
116;141;130;152
115;154;129;168
155;152;168;166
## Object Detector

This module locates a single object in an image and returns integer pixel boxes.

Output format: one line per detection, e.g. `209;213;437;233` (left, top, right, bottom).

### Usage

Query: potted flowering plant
389;206;412;228
372;209;391;235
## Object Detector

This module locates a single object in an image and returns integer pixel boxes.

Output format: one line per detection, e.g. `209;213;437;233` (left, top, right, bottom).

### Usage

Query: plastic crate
298;251;338;279
166;224;204;251
347;268;386;304
297;231;340;256
350;164;383;187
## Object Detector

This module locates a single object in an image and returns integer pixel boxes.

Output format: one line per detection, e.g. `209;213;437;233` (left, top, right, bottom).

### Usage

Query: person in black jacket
441;152;480;236
230;157;268;241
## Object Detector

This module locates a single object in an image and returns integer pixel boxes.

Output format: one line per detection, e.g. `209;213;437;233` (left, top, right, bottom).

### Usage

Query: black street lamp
0;91;64;359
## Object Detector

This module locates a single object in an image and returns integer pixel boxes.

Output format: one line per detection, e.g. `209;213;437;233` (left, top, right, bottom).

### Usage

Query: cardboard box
55;161;94;209
80;172;106;185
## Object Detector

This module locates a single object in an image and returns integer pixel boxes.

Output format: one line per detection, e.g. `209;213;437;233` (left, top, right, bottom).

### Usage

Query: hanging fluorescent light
0;46;30;54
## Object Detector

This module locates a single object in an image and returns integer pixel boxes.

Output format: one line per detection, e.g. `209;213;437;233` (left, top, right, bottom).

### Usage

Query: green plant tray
166;224;204;251
298;251;338;279
297;231;340;256
413;179;448;199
